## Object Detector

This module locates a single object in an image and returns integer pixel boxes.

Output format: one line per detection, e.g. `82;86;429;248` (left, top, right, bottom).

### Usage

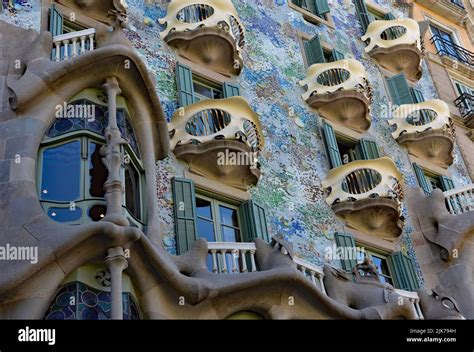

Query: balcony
168;97;264;190
52;28;96;62
299;59;373;132
205;241;423;318
388;100;455;168
361;18;423;81
159;0;245;75
414;0;467;23
431;35;474;71
321;157;405;239
206;241;326;292
444;184;474;215
455;93;474;128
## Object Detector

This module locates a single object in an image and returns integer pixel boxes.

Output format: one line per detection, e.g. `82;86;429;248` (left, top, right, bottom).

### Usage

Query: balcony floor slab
368;44;423;81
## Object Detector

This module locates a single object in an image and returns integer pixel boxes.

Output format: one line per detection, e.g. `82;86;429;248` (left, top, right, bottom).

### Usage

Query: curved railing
169;97;264;150
321;157;404;206
361;18;421;53
52;28;96;62
444;184;474;215
388;100;454;139
159;0;245;50
299;59;372;101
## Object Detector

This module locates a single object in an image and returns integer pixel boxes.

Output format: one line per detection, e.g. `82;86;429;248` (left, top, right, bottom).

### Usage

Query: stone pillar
105;247;128;320
101;76;128;226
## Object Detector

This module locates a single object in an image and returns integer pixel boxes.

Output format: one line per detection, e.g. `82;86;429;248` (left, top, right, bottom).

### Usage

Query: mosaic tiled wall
2;0;472;286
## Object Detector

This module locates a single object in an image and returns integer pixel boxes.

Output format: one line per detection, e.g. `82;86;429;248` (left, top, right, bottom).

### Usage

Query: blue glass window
41;140;81;202
47;207;82;222
44;282;140;320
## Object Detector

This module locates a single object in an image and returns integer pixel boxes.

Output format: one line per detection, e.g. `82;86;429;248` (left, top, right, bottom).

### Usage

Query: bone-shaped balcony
388;100;455;168
159;0;245;75
299;59;373;132
169;97;264;190
321;157;405;239
361;18;423;81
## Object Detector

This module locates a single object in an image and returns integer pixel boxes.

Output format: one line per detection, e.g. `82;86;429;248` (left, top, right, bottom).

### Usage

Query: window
385;73;425;105
196;194;242;243
171;178;270;254
413;164;455;196
430;25;461;60
454;81;474;96
176;63;240;107
363;249;394;285
302;34;345;66
290;0;330;21
334;233;421;291
321;121;380;169
38;90;145;227
44;265;140;320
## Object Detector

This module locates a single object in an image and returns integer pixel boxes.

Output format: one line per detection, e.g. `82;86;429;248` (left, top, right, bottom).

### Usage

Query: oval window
317;68;351;87
177;4;214;23
185;109;232;136
341;169;383;195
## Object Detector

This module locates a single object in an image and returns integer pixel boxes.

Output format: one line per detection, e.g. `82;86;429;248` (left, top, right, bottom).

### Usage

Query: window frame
357;243;395;286
288;0;334;29
195;192;243;243
192;74;224;101
38;95;146;226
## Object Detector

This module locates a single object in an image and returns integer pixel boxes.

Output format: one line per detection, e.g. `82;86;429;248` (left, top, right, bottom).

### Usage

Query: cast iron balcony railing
159;0;245;75
322;157;405;239
169;97;264;189
361;18;423;80
299;59;373;132
52;28;96;62
430;35;474;68
388;100;455;167
454;93;474;127
444;184;474;215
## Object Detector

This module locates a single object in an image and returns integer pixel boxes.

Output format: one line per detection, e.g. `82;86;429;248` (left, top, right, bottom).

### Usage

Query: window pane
89;142;107;198
124;163;141;220
48;207;82;222
194;82;214;100
88;204;106;222
219;206;239;227
197;218;216;242
41;140;81;201
371;255;391;277
196;198;213;219
222;226;241;243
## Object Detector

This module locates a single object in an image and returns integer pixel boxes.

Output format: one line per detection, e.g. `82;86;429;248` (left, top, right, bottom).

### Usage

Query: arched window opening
38;89;145;227
43;264;140;320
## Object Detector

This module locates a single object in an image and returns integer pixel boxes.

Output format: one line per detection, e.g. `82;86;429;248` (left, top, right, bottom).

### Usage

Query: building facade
0;0;472;319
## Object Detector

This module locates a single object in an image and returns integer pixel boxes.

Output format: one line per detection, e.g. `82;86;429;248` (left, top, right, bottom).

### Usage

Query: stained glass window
44;282;140;320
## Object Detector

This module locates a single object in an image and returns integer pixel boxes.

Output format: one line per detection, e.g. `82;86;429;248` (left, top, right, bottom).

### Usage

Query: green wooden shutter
223;82;241;98
304;35;326;66
314;0;330;16
355;139;380;160
292;0;303;7
322;121;342;169
440;176;455;191
354;0;372;33
49;4;64;36
383;12;396;20
334;232;357;272
386;73;415;106
172;177;198;254
330;49;345;62
176;63;195;107
304;0;317;14
239;200;270;243
388;252;421;291
413;163;433;196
